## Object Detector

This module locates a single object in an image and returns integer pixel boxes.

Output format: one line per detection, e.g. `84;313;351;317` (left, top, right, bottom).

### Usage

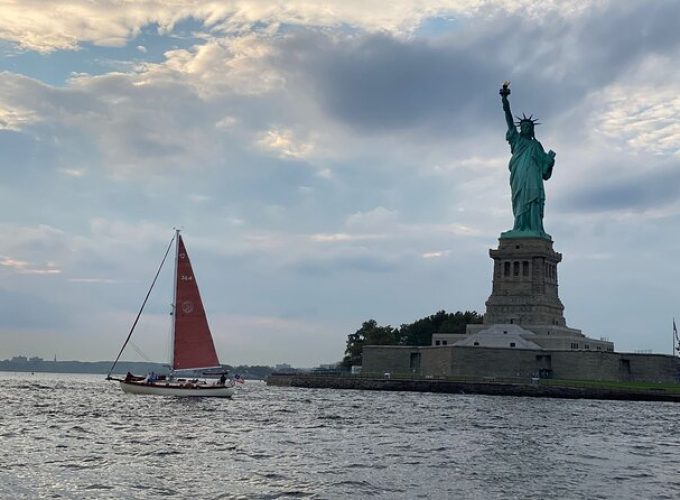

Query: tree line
340;310;483;368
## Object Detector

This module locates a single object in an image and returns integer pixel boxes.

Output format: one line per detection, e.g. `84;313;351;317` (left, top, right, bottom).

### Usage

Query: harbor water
1;372;679;499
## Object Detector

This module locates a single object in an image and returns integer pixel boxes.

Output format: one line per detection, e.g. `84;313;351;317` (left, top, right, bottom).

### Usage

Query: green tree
438;310;484;335
399;310;483;346
341;319;399;369
340;310;484;367
398;310;449;346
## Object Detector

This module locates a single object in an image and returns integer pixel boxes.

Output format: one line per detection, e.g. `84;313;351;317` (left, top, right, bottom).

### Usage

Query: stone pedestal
451;237;613;352
484;237;566;326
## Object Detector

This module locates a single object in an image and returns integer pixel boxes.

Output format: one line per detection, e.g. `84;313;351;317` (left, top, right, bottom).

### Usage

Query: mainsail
172;235;220;371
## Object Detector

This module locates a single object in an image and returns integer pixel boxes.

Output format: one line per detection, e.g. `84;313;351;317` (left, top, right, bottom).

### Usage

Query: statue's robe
506;126;555;236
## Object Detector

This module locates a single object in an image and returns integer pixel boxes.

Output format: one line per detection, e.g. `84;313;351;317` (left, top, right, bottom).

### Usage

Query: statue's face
520;121;534;138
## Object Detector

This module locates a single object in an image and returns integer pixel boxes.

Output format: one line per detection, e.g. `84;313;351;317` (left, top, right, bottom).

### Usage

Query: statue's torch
500;81;511;97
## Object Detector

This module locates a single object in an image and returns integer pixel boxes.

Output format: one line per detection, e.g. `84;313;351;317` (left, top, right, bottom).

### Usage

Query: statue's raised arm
500;81;514;131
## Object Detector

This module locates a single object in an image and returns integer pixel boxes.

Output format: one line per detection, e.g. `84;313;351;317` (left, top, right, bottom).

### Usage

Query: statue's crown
514;113;540;126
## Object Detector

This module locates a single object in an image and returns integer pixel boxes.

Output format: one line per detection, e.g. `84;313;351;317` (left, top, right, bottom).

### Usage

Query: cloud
422;250;451;259
0;1;603;54
277;32;501;133
9;1;676;183
0;102;40;130
160;35;285;97
4;0;680;362
595;83;680;157
0;72;102;130
0;224;67;263
0;71;221;177
345;206;399;231
0;257;61;275
57;167;87;177
556;162;680;214
309;233;385;243
257;128;315;159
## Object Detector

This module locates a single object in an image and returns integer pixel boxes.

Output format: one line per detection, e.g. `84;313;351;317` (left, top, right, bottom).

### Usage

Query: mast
170;228;180;372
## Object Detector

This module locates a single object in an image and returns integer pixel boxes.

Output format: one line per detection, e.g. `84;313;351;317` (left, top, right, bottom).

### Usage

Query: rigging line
106;233;176;379
129;340;152;363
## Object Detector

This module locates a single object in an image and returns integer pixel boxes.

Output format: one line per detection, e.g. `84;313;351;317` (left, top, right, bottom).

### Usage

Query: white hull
119;380;235;398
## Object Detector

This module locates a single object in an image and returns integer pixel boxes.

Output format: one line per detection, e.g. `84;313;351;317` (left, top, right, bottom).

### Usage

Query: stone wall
550;351;679;383
449;347;539;378
362;346;450;376
362;345;680;383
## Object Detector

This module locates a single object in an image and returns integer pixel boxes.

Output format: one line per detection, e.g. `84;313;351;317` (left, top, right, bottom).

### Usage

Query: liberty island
271;82;680;397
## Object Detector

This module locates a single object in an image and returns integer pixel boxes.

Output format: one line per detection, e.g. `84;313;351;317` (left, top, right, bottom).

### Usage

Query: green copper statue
499;81;556;240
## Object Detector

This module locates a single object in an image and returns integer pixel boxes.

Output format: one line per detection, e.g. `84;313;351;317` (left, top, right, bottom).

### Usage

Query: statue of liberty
499;82;556;240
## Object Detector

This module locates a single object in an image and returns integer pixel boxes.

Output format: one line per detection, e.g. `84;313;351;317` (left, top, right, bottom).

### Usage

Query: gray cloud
272;2;680;139
275;31;515;137
282;33;499;131
579;2;680;73
556;163;680;213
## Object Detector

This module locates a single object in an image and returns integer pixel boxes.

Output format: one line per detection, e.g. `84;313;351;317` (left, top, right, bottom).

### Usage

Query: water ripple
2;372;680;499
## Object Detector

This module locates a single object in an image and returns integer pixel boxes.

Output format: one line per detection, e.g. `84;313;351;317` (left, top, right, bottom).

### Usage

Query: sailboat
106;230;236;397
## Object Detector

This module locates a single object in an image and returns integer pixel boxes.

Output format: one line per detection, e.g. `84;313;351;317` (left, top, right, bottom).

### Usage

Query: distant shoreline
0;360;164;375
0;360;273;379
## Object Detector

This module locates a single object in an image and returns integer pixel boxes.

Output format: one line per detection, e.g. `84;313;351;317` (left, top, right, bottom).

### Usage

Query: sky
1;0;680;367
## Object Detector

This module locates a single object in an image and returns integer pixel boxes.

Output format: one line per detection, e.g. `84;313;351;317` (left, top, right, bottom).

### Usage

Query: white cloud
345;206;399;231
0;256;60;274
596;84;680;157
0;1;603;54
0;224;67;260
422;250;451;259
57;167;87;177
160;36;285;97
0;103;40;130
309;232;386;243
256;128;315;159
215;115;238;129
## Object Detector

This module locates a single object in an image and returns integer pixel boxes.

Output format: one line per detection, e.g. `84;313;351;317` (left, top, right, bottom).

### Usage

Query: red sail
173;235;220;371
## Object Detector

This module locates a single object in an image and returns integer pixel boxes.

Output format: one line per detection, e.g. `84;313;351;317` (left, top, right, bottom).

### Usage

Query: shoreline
266;373;680;402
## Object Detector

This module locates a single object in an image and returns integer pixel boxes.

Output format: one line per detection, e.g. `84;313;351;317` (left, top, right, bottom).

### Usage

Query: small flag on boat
233;373;245;384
